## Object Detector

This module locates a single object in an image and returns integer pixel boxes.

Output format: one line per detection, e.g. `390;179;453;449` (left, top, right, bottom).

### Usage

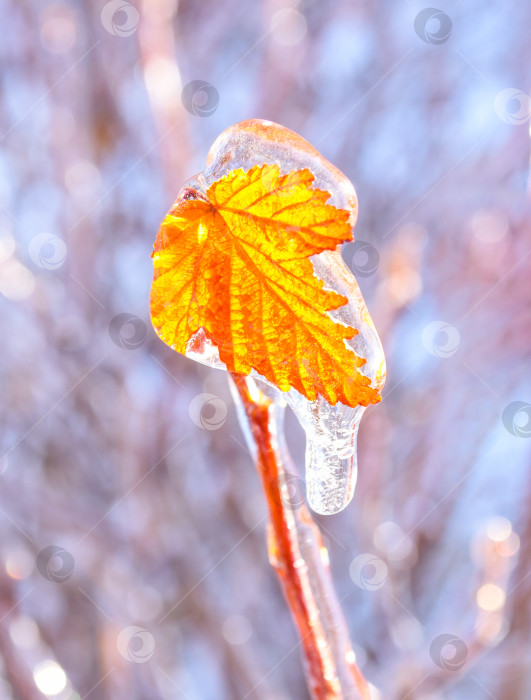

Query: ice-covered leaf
151;163;380;408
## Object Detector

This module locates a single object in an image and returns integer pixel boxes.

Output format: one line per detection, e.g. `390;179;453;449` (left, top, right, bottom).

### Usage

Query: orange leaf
150;164;380;407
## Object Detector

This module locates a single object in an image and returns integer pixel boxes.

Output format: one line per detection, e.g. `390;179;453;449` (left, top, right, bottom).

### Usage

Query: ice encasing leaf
151;163;381;408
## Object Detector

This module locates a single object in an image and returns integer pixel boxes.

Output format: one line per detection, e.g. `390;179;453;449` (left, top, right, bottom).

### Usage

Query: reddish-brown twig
231;374;370;700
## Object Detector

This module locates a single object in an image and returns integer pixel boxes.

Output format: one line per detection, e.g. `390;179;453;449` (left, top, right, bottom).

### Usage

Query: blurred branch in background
0;0;530;699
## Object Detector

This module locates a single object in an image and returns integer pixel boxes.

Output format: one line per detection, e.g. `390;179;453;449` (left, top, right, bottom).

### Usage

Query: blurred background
1;0;531;698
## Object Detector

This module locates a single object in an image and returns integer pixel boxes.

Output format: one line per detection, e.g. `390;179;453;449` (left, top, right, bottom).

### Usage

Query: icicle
181;119;386;514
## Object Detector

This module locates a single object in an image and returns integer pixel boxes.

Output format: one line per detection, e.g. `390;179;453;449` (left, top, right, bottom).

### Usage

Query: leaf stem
230;373;370;700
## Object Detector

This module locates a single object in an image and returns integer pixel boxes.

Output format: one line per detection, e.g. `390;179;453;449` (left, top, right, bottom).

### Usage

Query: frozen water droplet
287;395;365;515
292;244;385;515
176;120;386;514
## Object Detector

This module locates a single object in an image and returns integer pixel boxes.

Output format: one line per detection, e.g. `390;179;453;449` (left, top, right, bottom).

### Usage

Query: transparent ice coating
181;119;386;514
